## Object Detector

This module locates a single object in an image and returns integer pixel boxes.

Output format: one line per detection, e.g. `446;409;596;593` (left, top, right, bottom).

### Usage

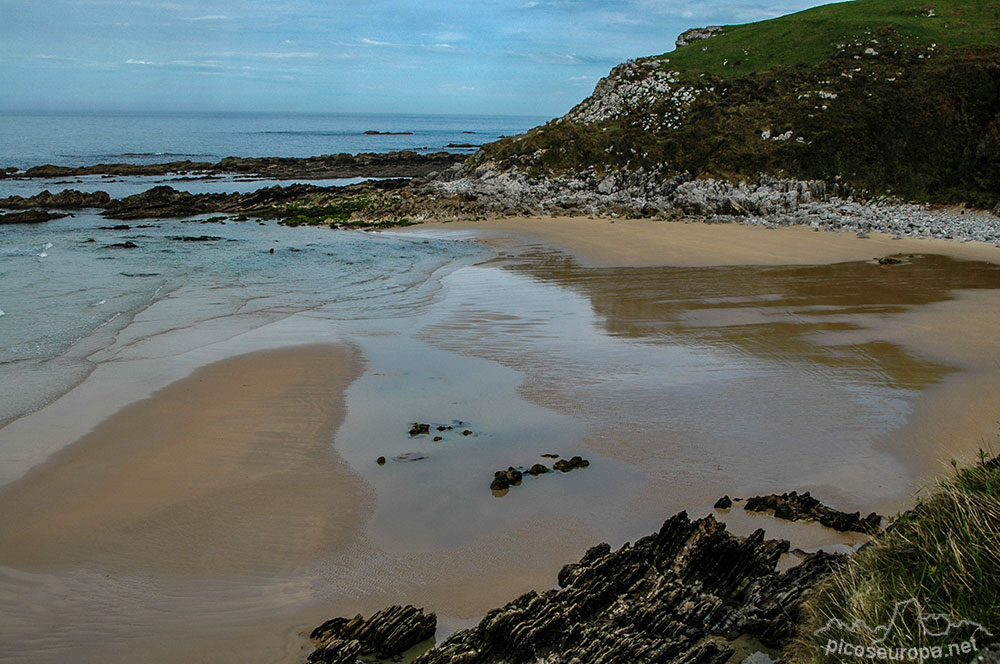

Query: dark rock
462;430;473;436
878;256;903;265
104;186;215;219
171;235;222;242
714;495;733;510
540;453;560;459
102;241;139;249
526;463;549;476
436;426;453;431
376;456;386;465
409;512;843;664
491;467;523;491
409;423;431;437
308;605;436;662
0;189;111;210
4;152;462;181
553;455;590;472
364;130;414;135
744;491;882;534
0;209;68;224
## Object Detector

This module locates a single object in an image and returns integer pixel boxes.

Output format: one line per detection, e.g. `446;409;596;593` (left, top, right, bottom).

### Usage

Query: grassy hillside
470;0;1000;209
664;0;999;76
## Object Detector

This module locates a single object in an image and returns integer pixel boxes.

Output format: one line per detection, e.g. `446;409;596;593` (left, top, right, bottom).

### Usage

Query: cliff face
463;0;1000;210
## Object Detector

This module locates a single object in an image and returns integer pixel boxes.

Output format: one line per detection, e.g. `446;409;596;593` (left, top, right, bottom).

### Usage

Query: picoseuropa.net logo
815;598;994;662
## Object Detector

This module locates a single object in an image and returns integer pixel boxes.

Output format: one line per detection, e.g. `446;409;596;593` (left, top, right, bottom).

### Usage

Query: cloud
360;37;401;47
257;52;319;59
421;43;458;52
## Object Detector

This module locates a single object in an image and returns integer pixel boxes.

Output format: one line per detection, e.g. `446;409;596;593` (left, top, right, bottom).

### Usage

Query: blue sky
0;0;830;116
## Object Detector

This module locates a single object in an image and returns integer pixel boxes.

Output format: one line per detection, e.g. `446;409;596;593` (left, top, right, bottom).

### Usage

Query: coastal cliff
427;0;999;222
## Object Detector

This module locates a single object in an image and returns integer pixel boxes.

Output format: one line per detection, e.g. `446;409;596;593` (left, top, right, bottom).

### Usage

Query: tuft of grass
791;451;1000;663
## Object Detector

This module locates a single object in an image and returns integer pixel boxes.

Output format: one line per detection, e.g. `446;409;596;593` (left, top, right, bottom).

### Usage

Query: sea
0;111;544;428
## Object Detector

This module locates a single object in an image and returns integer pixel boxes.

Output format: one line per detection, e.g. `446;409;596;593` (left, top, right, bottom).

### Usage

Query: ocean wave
1;243;53;258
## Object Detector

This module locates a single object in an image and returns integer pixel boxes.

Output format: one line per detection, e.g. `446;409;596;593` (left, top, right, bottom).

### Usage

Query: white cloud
360;37;400;47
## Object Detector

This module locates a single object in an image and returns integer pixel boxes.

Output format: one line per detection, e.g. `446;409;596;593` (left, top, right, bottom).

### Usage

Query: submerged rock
526;463;549;476
553;455;590;472
409;423;431;436
714;495;733;510
491;467;523;491
308;605;436;663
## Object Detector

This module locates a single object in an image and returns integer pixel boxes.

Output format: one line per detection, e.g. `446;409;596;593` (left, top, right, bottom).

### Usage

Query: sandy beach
2;217;1000;663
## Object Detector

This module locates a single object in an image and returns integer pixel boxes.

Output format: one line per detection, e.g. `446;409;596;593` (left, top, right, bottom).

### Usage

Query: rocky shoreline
0;151;465;181
3;159;998;244
306;511;845;664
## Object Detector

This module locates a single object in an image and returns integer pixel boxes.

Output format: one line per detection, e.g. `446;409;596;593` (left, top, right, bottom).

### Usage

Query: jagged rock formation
314;513;843;664
308;605;436;663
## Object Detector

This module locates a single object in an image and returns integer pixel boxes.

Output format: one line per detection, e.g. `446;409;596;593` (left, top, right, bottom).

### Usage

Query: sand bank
0;344;369;573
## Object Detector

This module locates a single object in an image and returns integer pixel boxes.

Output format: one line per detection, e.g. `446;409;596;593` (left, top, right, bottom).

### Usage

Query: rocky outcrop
0;189;111;210
0;210;69;224
675;26;724;48
565;59;698;130
2;151;467;181
742;491;882;534
308;605;436;663
98;180;408;220
395;512;843;664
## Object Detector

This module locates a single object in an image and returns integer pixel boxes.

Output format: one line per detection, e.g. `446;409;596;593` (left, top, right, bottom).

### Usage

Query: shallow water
0;212;489;427
2;223;1000;663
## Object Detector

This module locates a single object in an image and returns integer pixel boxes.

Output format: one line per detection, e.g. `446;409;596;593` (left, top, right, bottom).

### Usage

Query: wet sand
408;216;1000;268
0;344;370;572
3;217;1000;663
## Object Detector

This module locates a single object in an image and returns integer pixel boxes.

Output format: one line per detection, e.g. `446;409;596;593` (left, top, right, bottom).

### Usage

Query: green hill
468;0;1000;209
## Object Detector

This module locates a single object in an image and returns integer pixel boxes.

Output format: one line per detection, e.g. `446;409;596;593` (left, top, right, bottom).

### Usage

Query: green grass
663;0;1000;77
792;452;1000;663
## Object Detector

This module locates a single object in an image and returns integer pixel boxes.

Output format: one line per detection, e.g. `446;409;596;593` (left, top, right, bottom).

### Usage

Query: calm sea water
0;111;547;169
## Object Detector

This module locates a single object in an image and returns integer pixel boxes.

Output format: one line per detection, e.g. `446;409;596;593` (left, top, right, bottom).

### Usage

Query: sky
0;0;831;116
